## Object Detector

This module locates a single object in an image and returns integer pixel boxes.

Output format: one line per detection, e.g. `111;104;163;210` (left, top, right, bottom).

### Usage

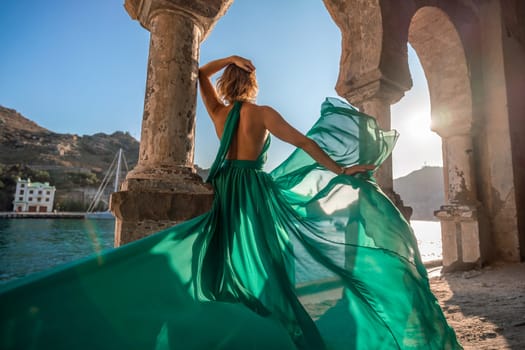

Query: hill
0;106;139;170
0;105;140;211
394;166;444;221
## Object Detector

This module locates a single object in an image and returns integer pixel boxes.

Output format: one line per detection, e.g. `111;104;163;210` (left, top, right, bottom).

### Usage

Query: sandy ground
301;262;525;349
429;262;525;350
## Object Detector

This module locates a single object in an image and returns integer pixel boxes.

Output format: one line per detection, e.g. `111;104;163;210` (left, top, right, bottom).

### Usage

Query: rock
462;270;483;279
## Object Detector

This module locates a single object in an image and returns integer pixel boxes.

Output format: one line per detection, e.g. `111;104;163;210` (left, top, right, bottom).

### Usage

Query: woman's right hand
199;55;256;119
230;55;256;72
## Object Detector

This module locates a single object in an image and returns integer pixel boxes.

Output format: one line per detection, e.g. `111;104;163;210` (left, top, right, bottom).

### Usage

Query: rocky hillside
394;166;445;221
0;105;140;211
0;106;139;170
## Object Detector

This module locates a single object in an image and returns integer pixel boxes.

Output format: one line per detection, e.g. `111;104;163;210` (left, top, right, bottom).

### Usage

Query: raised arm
198;56;255;118
261;106;374;176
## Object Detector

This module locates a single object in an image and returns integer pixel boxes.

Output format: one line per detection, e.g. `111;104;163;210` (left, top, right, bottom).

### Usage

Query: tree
0;164;52;211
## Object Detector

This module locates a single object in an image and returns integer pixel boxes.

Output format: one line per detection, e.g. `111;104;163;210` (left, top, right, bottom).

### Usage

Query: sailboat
85;148;128;219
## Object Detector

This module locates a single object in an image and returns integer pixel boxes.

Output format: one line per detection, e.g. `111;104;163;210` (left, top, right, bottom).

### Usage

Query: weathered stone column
131;11;202;176
323;0;413;220
434;132;486;271
351;86;413;221
360;97;394;193
442;135;477;205
110;0;232;246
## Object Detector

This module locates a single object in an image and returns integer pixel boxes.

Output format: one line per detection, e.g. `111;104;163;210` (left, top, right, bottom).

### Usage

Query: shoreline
0;211;86;219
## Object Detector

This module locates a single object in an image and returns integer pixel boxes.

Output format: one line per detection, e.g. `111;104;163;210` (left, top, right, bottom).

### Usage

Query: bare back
199;56;363;176
214;102;269;161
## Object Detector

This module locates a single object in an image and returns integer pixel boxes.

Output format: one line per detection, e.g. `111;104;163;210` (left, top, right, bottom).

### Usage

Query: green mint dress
0;98;462;349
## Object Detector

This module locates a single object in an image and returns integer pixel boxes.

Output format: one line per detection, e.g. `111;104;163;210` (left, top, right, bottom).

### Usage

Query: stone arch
323;0;414;221
408;7;476;204
323;0;412;104
324;0;487;270
409;7;473;138
322;0;384;100
407;6;483;270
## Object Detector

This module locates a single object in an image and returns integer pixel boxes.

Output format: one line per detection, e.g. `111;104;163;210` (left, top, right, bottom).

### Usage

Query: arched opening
405;6;479;269
391;44;444;264
408;6;473;145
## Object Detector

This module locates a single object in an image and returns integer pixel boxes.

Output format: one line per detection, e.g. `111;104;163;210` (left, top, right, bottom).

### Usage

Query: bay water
0;218;442;284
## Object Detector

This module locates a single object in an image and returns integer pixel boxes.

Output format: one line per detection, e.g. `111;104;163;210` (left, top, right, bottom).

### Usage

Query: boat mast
114;148;122;193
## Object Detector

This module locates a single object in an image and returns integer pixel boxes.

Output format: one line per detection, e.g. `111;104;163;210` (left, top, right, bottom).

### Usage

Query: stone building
12;178;56;213
111;0;524;271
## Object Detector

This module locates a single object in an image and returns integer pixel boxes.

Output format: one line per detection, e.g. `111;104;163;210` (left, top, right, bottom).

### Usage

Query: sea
0;219;442;284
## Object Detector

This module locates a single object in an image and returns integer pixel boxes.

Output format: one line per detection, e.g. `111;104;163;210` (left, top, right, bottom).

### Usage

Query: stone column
110;0;232;246
353;88;413;221
131;11;201;176
360;98;394;193
434;132;487;271
442;135;477;204
323;0;413;220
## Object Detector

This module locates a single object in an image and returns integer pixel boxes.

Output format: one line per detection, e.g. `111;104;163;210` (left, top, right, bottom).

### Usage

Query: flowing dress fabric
0;98;461;350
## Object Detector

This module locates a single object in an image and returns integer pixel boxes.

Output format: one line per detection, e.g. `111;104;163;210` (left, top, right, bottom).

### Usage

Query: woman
0;55;462;350
193;55;462;349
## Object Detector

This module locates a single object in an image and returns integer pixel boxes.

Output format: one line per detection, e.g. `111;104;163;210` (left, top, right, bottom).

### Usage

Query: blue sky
0;0;442;178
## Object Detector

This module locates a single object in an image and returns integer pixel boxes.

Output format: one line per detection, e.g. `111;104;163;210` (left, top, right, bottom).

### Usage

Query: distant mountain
0;105;139;171
0;105;140;211
394;166;444;221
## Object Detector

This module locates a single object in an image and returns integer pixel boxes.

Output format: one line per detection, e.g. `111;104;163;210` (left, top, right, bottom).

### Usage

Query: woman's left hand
341;164;375;175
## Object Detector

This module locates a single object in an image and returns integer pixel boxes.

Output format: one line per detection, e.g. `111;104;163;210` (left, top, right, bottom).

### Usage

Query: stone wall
501;1;525;260
476;0;521;261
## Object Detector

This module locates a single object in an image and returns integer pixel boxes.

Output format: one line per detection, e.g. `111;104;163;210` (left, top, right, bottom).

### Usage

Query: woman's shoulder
242;102;276;114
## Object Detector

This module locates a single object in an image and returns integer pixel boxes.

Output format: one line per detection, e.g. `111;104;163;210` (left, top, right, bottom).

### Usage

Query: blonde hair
216;64;258;104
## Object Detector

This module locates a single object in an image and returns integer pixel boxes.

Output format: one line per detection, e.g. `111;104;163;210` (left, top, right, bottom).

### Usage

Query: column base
383;188;413;221
110;167;214;247
435;204;486;272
